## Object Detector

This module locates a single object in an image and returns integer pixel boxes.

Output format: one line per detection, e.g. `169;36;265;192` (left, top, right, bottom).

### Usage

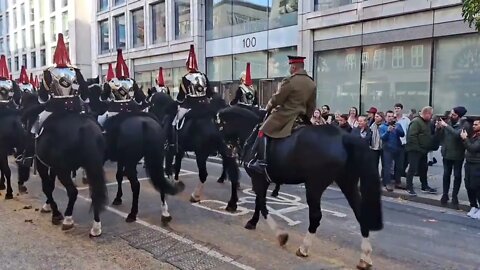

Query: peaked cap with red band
19;66;29;84
244;62;252;86
288;55;306;64
157;67;165;86
0;55;9;80
186;45;198;72
53;33;71;68
106;63;115;81
115;49;130;79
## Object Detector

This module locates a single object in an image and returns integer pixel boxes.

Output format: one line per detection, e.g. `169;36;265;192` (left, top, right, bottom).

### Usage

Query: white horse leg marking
161;201;170;217
63;216;74;226
42;203;52;212
298;232;315;256
360;237;373;266
90;221;102;237
191;182;204;200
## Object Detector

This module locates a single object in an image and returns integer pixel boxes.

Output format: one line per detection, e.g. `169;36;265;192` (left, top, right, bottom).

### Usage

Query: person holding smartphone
380;110;405;191
461;120;480;219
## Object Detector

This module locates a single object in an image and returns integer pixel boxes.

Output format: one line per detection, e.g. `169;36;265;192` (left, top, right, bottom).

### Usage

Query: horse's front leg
112;163;124;205
0;155;13;199
174;150;184;181
190;153;207;203
160;191;172;225
57;171;78;231
271;183;281;197
125;164;139;223
37;161;63;224
0;170;6;190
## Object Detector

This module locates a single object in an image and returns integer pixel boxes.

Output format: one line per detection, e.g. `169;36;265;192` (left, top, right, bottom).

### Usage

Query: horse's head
87;84;108;116
210;93;228;113
217;106;261;151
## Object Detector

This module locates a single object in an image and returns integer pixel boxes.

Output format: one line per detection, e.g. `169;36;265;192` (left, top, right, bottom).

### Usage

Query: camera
389;120;396;126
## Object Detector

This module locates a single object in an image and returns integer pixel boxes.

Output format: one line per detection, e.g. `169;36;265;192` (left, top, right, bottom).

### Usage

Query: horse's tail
342;134;383;231
80;125;108;213
142;121;184;195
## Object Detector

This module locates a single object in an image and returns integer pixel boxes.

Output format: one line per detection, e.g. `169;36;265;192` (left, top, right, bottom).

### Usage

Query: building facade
302;0;480;115
0;0;92;78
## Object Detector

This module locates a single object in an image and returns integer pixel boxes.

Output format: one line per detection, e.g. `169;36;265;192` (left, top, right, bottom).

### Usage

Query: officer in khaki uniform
248;55;317;174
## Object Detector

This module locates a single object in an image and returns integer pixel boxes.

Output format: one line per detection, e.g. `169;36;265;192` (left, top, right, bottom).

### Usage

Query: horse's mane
218;106;260;122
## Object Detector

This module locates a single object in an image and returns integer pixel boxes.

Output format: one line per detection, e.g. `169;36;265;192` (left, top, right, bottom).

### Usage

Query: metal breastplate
0;79;14;102
239;84;255;105
48;66;79;97
184;72;207;98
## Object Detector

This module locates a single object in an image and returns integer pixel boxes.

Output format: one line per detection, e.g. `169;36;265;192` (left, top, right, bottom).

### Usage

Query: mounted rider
18;66;35;94
0;55;20;110
247;55;317;174
230;62;258;107
98;49;147;127
172;44;213;129
147;67;170;102
30;33;89;135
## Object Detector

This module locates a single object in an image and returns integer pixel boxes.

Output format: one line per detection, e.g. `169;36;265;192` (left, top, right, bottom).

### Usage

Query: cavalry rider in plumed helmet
230;62;258;107
0;55;21;110
98;49;147;127
30;33;89;135
172;44;213;128
147;67;170;103
247;55;317;174
18;66;35;94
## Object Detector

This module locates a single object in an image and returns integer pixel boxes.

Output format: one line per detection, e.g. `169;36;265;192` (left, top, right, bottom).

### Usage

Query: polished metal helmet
0;55;13;102
47;33;78;97
184;72;208;98
105;49;136;101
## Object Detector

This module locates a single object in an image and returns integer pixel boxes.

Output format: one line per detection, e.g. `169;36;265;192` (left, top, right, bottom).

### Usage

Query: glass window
362;40;431;113
6;36;9;54
205;0;232;40
0;16;3;36
151;1;166;44
131;9;144;48
233;51;268;79
13;8;16;29
268;0;298;29
207;55;233;82
433;34;480;115
0;38;3;54
174;0;190;39
50;0;55;12
13;32;17;53
21;29;26;50
30;27;35;48
50;46;55;64
232;0;268;36
62;11;68;38
314;0;357;11
268;46;296;78
20;3;25;26
7;58;11;71
22;54;26;68
315;48;361;113
31;51;36;68
134;71;152;94
361;52;369;70
5;12;8;31
39;0;44;18
99;19;109;53
98;0;108;12
40;48;46;66
14;56;19;71
40;21;45;45
62;0;67;7
30;0;34;21
114;14;125;49
115;0;126;5
411;45;424;68
50;17;56;42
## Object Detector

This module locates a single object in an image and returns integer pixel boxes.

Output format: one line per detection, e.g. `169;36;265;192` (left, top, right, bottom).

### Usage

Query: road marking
73;192;255;270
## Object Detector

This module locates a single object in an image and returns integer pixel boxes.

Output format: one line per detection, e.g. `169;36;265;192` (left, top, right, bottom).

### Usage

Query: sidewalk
188;150;472;212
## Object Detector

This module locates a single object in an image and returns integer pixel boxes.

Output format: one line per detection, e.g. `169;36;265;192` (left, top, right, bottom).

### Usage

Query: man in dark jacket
380;111;405;191
436;106;467;207
352;116;372;143
405;106;437;196
461;120;480;219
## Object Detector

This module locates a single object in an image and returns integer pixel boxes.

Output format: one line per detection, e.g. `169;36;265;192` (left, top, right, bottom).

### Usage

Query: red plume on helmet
30;73;34;84
0;55;9;80
19;66;29;84
34;75;40;88
106;63;115;81
186;44;198;72
244;62;252;86
115;49;130;79
53;33;71;68
157;67;165;86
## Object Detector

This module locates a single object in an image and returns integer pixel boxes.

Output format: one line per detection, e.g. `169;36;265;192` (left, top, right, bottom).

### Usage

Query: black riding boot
248;136;267;174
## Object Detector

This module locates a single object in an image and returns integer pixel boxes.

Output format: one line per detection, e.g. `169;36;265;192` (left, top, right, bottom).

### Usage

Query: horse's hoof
244;221;256;230
40;204;52;213
0;184;5;190
356;259;372;270
4;193;13;200
217;178;225;183
190;195;200;203
277;232;289;246
161;215;172;224
112;198;122;206
296;248;308;257
125;214;136;223
18;185;28;194
89;221;102;237
271;191;279;198
62;223;74;231
225;205;237;213
52;214;64;225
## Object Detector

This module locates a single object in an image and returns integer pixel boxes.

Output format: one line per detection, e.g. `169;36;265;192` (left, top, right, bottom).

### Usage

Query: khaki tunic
260;70;316;138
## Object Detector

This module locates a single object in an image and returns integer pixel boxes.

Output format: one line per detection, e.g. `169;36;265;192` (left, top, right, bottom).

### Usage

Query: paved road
1;158;480;270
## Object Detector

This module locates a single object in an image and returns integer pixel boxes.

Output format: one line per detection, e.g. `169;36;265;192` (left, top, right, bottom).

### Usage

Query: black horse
0;83;30;199
218;107;383;270
88;84;184;224
149;92;240;212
